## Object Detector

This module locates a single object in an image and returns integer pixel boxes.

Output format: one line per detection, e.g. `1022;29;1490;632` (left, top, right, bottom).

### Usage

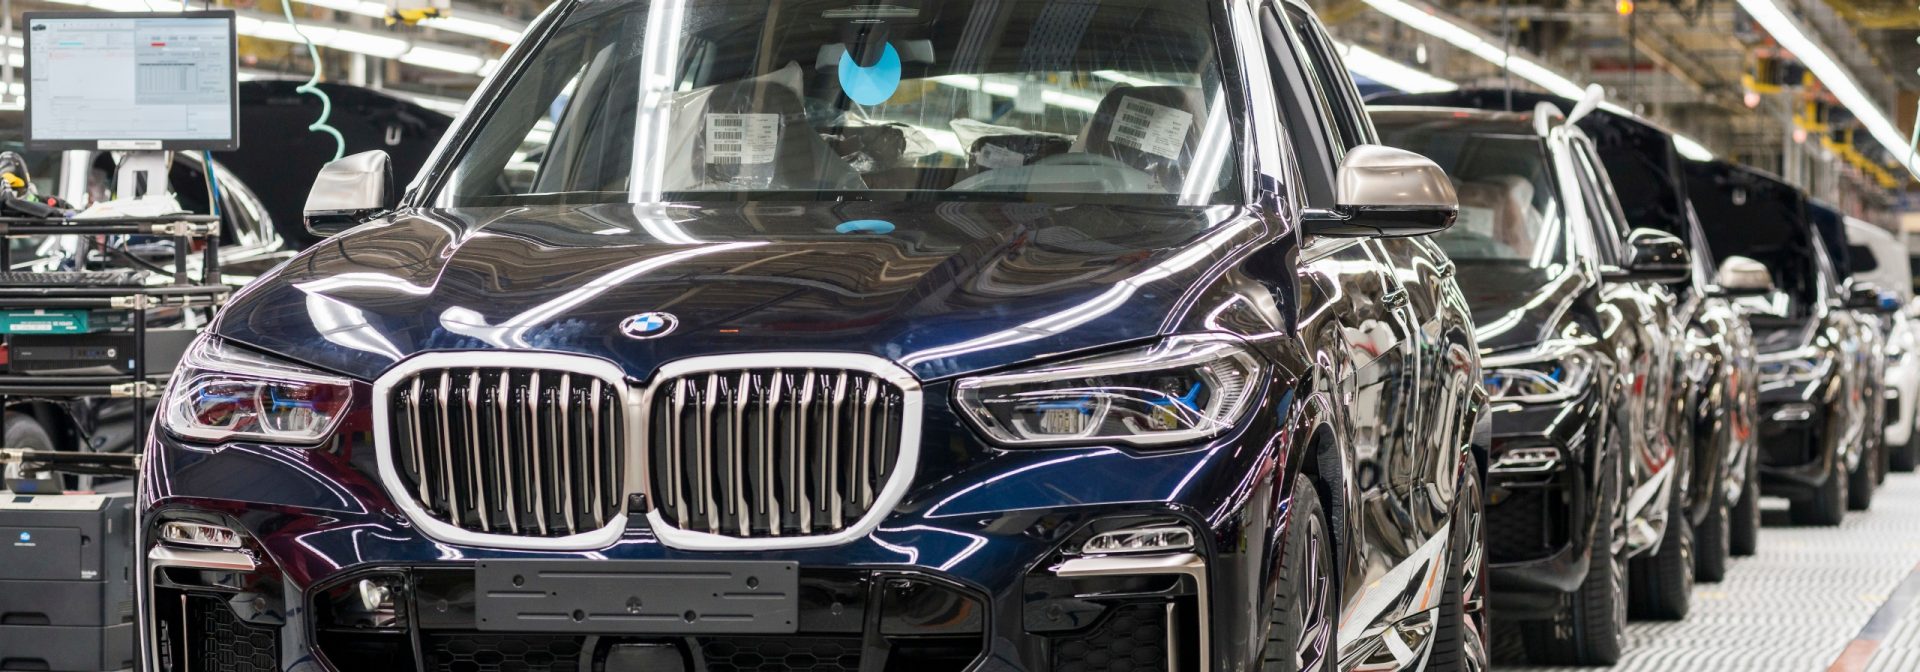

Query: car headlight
1482;342;1596;403
1757;346;1832;384
162;337;354;445
954;335;1265;447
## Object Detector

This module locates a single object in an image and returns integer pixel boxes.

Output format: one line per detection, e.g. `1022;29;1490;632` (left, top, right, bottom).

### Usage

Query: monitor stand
74;150;184;219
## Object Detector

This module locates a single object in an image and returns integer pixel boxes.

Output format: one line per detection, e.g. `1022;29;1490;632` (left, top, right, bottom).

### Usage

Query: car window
1284;5;1373;150
1374;125;1566;283
442;0;1243;208
1258;5;1336;206
1850;244;1880;274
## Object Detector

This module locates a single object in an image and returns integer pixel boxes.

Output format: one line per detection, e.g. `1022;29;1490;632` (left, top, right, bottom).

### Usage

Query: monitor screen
24;11;238;151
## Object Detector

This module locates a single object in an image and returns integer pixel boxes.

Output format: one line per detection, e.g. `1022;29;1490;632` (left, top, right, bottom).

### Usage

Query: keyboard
0;270;150;287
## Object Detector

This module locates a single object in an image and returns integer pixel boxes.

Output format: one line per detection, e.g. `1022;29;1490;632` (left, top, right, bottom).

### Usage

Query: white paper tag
705;114;780;165
976;143;1026;170
1108;97;1194;160
1455;206;1497;238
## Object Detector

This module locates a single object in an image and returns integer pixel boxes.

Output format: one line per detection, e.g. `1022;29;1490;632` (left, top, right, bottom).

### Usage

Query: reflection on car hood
1453;262;1584;353
214;202;1264;381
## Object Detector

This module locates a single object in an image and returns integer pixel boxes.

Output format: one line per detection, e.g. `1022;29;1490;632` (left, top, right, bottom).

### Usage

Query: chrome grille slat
649;366;905;539
467;370;490;532
389;365;625;539
732;371;751;537
763;371;782;536
496;371;518;535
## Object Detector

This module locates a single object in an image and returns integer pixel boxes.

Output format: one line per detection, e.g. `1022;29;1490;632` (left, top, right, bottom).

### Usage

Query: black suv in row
138;1;1490;671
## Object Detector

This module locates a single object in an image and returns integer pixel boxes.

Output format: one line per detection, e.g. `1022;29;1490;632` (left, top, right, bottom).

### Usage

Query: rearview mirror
1711;256;1774;297
304;150;395;238
1303;145;1458;238
1602;228;1690;284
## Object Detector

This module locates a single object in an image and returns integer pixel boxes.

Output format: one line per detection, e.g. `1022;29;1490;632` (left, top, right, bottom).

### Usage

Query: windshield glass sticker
1109;97;1193;160
705;114;780;165
838;43;902;106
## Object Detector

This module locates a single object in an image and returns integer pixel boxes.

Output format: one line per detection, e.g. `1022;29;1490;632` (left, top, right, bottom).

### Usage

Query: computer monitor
23;11;239;151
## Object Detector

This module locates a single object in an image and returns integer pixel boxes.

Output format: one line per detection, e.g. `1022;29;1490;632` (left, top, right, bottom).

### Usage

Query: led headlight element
1482;341;1596;403
1083;525;1197;555
162;337;354;445
955;335;1265;447
158;521;242;548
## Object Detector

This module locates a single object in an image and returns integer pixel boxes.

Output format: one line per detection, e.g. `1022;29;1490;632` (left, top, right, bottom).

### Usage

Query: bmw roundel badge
620;312;678;340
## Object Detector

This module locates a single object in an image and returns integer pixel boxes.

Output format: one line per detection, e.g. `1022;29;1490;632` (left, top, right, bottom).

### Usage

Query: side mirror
1303;145;1458;238
1845;283;1896;312
304;150;395;238
1710;255;1775;297
1602;228;1690;284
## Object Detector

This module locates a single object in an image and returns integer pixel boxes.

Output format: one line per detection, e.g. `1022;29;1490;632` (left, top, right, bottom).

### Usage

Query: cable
279;0;346;161
202;151;222;219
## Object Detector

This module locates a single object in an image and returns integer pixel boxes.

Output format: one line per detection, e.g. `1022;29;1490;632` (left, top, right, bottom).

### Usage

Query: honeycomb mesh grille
190;595;278;672
699;637;863;672
1050;603;1169;672
1487;487;1563;563
426;633;584;672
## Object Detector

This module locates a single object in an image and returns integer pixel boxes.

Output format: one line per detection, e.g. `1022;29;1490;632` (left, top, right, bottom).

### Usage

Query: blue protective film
838;43;903;106
836;219;897;234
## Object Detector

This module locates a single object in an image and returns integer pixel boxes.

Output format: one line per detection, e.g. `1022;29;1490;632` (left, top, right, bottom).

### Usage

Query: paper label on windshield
1108;97;1193;160
1456;206;1496;238
976;143;1026;169
705;114;780;165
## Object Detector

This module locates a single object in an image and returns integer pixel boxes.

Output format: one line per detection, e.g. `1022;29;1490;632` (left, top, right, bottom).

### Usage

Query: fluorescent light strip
1360;0;1584;99
1335;40;1456;93
1358;0;1716;158
1734;0;1916;179
295;0;527;43
38;0;495;75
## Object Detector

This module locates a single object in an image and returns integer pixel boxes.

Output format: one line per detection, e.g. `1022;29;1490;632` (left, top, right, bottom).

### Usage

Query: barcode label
1107;97;1194;160
705;114;780;165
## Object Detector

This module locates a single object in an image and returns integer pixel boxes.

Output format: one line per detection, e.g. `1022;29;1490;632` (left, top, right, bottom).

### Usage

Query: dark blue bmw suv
138;1;1487;671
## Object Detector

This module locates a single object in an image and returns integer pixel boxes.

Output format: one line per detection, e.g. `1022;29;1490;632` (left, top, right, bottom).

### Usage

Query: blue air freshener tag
838;44;902;106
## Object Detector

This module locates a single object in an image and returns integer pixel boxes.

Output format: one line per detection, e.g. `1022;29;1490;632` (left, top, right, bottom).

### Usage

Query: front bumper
1884;351;1919;447
1757;375;1838;494
136;383;1291;672
1481;387;1603;619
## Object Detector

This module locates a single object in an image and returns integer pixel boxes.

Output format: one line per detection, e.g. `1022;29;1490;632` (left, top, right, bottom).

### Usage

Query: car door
1267;3;1441;659
1563;134;1678;531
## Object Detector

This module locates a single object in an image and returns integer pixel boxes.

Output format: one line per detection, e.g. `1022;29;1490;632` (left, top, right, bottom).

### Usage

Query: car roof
1366;105;1550;137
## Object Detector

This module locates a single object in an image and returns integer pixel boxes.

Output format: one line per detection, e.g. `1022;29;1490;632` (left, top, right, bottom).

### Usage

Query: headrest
1081;86;1209;189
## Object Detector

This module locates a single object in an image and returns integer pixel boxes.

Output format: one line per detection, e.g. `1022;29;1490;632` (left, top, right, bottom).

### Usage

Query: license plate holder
474;559;799;634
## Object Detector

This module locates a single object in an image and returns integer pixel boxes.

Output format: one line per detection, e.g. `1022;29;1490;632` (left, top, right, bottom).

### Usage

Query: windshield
1375;124;1566;280
1686;163;1820;320
440;0;1241;207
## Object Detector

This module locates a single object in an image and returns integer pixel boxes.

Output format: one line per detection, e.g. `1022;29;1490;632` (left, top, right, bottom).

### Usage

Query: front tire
1730;451;1761;556
1790;427;1849;526
1426;460;1484;672
1263;475;1336;672
1518;444;1626;665
1847;440;1877;511
1628;477;1694;620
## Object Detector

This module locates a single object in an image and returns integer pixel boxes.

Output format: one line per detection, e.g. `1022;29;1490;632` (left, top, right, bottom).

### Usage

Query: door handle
1383;288;1410;310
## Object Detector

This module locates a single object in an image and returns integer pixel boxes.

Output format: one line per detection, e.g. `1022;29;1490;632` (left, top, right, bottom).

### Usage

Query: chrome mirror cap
1714;255;1775;295
304;150;395;238
1306;145;1459;238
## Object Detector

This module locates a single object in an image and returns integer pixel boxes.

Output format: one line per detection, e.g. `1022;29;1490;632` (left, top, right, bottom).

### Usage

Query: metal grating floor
1500;472;1920;672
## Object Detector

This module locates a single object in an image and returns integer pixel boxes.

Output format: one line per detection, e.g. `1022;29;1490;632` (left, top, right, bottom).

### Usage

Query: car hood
1453;262;1585;353
214;202;1266;382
